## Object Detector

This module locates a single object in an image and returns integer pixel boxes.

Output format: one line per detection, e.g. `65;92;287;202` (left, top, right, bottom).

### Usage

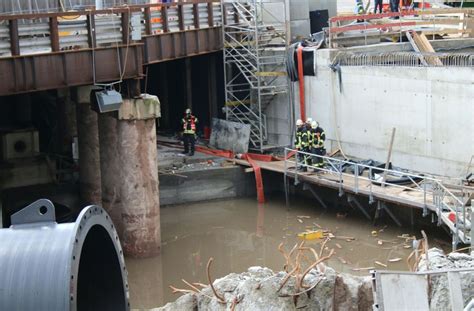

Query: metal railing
334;51;474;67
0;0;222;57
283;148;471;248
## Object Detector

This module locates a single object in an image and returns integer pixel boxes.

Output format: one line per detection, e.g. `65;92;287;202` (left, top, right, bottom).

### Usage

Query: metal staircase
223;0;289;152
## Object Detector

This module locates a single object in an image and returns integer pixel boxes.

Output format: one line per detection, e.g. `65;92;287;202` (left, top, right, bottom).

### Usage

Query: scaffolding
223;0;290;152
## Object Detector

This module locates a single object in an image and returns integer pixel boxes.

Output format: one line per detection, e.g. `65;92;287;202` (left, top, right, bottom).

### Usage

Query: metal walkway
235;148;473;250
223;0;290;152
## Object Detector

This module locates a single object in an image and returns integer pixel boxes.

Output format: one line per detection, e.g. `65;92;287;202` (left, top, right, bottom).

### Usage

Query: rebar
334;51;474;68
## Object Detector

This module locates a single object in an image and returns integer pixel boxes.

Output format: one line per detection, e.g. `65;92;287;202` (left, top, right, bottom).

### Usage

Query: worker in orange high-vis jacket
182;108;198;156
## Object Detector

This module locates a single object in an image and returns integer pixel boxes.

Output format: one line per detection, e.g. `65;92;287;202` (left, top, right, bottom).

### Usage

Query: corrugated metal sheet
0;0;150;15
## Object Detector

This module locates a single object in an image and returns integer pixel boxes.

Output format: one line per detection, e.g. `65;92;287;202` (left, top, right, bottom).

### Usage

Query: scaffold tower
223;0;289;152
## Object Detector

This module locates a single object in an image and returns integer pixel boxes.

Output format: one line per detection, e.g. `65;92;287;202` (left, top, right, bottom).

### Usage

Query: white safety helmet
296;119;304;126
185;108;191;114
311;121;318;129
306;117;313;124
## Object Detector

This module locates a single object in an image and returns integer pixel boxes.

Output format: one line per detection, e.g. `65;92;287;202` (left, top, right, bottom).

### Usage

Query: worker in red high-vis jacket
182;108;198;156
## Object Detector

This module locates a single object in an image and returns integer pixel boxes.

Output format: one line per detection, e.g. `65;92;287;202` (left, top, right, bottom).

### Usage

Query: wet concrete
126;196;451;309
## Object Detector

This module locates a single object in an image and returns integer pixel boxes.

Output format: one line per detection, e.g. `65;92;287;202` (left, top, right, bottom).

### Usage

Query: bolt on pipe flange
0;199;130;311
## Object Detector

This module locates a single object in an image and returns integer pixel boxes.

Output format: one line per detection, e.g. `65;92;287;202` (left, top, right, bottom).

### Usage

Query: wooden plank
411;32;443;66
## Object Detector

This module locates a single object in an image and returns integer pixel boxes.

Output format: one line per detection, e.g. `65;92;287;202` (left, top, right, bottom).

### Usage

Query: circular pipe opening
77;225;126;311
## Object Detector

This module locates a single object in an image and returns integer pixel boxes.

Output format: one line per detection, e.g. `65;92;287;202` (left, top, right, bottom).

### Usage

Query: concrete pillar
100;95;161;258
118;118;161;257
98;113;123;236
73;86;102;205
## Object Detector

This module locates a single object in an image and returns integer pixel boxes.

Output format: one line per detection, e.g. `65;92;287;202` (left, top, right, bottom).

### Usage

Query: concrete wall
294;49;474;178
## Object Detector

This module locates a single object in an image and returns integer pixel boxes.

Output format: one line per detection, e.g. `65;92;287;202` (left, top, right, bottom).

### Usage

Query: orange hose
296;45;306;121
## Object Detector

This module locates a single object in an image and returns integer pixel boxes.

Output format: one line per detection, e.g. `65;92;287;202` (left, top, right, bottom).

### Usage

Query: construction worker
390;0;400;13
374;0;383;13
295;119;310;171
355;0;365;14
311;121;326;168
182;108;198;156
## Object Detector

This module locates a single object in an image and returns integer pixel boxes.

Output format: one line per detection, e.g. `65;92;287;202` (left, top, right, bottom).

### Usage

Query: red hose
297;45;306;121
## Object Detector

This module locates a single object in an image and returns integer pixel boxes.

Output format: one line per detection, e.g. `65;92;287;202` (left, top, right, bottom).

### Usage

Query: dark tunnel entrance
145;51;225;136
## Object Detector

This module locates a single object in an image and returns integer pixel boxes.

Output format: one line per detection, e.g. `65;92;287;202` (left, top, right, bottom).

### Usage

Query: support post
50;17;60;52
9;19;20;56
378;201;402;227
347;195;371;220
306;184;328;210
74;86;102;205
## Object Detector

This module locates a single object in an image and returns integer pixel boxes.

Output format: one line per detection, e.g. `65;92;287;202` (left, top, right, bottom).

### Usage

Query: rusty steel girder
0;44;143;97
143;27;223;65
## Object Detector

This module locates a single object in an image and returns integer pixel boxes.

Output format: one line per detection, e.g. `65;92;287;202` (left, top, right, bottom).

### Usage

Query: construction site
0;0;473;310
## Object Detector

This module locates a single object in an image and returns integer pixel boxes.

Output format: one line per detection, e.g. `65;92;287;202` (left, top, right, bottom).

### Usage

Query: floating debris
297;230;324;240
297;216;311;219
297;219;304;224
388;258;402;263
375;261;387;268
351;267;375;272
371;230;378;237
335;243;342;249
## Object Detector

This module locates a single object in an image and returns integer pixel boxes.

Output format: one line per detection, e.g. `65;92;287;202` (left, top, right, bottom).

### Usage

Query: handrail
284;148;470;247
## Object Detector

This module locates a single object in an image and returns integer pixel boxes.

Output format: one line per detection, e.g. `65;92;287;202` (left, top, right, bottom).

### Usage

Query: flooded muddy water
126;196;450;309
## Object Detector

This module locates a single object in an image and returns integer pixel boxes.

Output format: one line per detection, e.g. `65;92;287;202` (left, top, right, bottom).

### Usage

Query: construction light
95;87;123;113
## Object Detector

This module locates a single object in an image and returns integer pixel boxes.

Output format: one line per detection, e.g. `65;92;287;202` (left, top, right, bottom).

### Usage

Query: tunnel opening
146;52;225;136
77;224;126;311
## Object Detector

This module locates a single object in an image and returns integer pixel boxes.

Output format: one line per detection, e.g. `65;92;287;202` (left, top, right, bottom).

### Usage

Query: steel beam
143;27;223;65
0;45;143;97
377;201;403;227
347;195;372;220
305;183;328;210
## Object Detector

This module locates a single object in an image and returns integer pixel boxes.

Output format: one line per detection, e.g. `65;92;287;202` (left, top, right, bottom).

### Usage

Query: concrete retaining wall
295;49;474;178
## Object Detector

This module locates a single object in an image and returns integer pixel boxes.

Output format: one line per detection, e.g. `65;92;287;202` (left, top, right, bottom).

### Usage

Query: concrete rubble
155;266;373;311
154;248;474;311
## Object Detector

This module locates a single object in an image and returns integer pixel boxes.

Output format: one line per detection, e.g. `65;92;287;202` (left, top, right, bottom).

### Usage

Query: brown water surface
126;196;450;308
